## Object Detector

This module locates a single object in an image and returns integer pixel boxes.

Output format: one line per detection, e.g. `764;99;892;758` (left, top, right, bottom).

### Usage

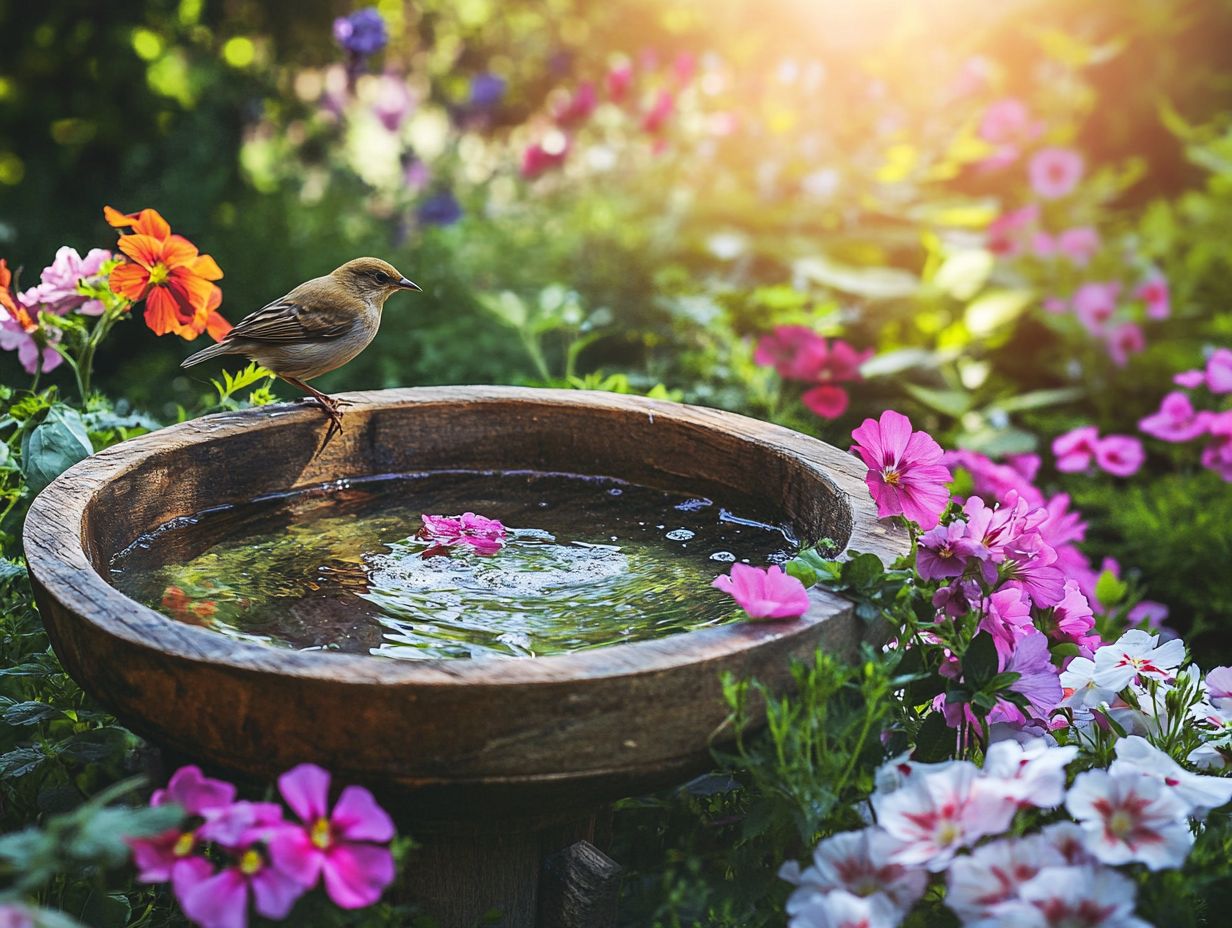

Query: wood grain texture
23;387;908;816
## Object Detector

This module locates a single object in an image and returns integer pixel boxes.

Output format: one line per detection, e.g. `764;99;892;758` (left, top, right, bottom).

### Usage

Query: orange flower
105;205;230;341
0;259;36;333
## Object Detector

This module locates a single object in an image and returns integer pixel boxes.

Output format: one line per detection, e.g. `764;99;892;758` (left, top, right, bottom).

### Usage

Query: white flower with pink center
966;865;1151;928
1065;768;1193;870
787;889;903;928
781;828;927;916
983;737;1078;809
1091;629;1185;692
944;834;1065;923
1039;821;1097;866
1109;736;1232;814
872;762;1015;871
1060;656;1119;710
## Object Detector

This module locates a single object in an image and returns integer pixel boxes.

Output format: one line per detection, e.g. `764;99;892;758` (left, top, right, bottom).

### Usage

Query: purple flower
1000;630;1063;723
267;764;396;909
1207;348;1232;394
333;8;387;57
712;563;810;620
371;75;415;132
1201;411;1232;481
468;73;507;109
851;410;953;530
417;191;462;226
917;521;985;581
1139;392;1211;443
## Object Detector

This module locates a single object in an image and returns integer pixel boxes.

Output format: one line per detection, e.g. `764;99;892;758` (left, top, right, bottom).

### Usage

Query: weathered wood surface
23;387;908;816
539;840;622;928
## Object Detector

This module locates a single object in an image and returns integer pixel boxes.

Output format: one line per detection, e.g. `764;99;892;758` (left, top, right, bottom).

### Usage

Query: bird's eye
373;271;391;284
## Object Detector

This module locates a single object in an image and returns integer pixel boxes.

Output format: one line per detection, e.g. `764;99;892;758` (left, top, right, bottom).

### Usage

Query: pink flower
1174;368;1206;389
754;326;829;380
371;75;416;132
1072;282;1119;334
1136;275;1170;319
179;804;307;928
1052;426;1100;473
976;588;1033;661
712;563;809;620
1044;580;1098;656
0;299;64;374
1029;147;1084;199
553;81;597;127
641;90;674;134
1056;227;1100;266
916;520;986;581
780;828;927;914
1139;392;1211;443
801;385;849;419
872;761;1016;871
1030;231;1057;258
1105;322;1145;367
417;512;507;557
1206;348;1232;394
1207;666;1232;714
1093;435;1144;477
986;204;1039;257
0;905;35;928
267;764;396;909
1200;411;1232;480
605;63;633;101
944;834;1066;922
1065;768;1193;869
979;99;1040;145
851;410;952;530
521;137;569;178
942;449;1044;507
129;766;238;887
24;246;112;315
1092;629;1185;691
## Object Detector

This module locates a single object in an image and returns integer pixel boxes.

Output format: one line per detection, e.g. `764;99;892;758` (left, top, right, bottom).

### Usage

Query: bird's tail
181;340;236;369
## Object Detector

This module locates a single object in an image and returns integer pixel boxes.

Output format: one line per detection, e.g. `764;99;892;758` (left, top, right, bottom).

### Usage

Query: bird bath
23;387;907;927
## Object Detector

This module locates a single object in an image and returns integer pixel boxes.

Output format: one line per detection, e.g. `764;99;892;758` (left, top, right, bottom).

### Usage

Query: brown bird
181;257;420;444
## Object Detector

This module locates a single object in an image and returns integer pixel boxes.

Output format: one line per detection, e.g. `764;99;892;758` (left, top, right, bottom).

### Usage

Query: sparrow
181;257;420;445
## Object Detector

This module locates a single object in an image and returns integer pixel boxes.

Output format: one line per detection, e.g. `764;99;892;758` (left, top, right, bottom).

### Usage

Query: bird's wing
224;297;352;344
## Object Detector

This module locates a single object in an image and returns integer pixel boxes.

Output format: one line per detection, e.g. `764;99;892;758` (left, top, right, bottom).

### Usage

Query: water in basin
108;470;799;660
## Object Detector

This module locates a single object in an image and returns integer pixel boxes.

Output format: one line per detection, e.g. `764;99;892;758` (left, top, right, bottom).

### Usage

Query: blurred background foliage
2;0;1232;635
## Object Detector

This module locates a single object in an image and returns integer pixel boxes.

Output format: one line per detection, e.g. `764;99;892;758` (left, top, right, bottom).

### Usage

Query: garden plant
2;0;1232;925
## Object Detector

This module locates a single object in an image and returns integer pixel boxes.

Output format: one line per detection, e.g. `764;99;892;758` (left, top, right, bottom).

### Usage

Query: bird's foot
312;405;345;459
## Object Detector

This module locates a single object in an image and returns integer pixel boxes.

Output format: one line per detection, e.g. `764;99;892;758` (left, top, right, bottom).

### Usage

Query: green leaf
913;712;954;763
1094;570;1128;608
792;254;919;300
2;701;65;726
985;671;1022;692
991;387;1085;414
843;553;885;591
20;405;93;496
964;289;1033;338
0;745;48;778
962;632;1000;688
931;249;994;301
903;382;972;418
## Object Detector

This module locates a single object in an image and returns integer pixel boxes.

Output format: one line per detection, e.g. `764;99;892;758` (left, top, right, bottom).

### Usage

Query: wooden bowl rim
23;386;906;687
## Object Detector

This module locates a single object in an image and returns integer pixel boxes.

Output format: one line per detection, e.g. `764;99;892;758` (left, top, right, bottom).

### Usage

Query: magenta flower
1044;580;1098;656
942;449;1044;508
801;384;849;420
1056;227;1100;266
129;766;238;888
753;325;829;380
712;563;810;620
1136;275;1170;320
1052;426;1100;473
267;764;396;909
24;246;112;315
851;410;952;530
1028;147;1084;199
178;802;306;928
417;512;507;557
553;81;597;127
641;90;674;134
1139;391;1212;443
1201;411;1232;481
521;137;569;179
1207;348;1232;394
1093;435;1144;478
605;62;633;101
1071;281;1119;334
1105;322;1145;367
0;302;63;375
979;98;1039;145
976;587;1033;661
986;204;1039;257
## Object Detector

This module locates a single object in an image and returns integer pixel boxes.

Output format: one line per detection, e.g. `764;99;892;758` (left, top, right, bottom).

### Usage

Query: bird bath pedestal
23;387;906;927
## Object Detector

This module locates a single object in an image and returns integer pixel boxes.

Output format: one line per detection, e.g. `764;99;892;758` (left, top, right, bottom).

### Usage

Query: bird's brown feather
223;292;353;344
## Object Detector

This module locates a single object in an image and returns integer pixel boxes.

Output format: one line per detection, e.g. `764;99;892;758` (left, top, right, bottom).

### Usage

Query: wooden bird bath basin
24;387;906;927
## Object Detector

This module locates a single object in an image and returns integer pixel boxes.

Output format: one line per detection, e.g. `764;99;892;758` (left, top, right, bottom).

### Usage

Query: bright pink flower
179;819;306;928
1072;282;1119;334
1065;769;1193;870
851;410;952;530
1200;411;1232;480
1093;435;1144;477
917;520;986;581
641;90;674;134
1206;348;1232;394
1136;275;1170;319
712;563;809;620
801;384;849;419
672;52;697;85
1174;368;1206;389
1052;426;1100;473
1139;392;1211;442
1031;231;1056;258
977;587;1033;661
1029;147;1084;199
1105;322;1145;367
986;204;1038;257
0;905;35;928
267;764;396;910
129;766;238;887
754;326;829;380
25;245;112;316
872;761;1016;871
605;63;633;101
979;99;1039;145
942;449;1044;507
521;138;569;178
1044;580;1098;656
553;82;597;127
1056;227;1100;266
418;512;507;557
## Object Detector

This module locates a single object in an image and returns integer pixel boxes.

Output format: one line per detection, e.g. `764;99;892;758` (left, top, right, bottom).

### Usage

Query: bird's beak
397;277;422;291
